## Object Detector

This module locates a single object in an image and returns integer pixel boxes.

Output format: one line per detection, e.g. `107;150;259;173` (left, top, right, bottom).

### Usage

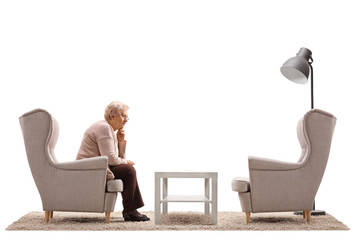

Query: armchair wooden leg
105;212;111;224
45;211;50;223
303;211;306;218
50;211;53;219
306;210;311;223
246;212;250;224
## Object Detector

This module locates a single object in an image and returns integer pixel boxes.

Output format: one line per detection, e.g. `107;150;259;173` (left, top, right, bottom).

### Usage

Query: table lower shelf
161;195;211;203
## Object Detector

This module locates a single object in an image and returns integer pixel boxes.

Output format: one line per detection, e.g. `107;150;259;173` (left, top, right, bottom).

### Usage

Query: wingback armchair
232;109;336;223
19;109;123;223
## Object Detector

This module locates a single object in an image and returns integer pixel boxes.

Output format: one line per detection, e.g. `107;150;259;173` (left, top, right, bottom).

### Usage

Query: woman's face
111;110;128;130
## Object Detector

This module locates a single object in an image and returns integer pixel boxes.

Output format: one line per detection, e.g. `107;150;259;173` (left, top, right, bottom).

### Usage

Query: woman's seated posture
76;101;149;222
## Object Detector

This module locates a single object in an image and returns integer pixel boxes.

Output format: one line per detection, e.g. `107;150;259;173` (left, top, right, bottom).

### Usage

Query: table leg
205;178;209;214
163;178;168;215
155;174;161;224
211;176;218;224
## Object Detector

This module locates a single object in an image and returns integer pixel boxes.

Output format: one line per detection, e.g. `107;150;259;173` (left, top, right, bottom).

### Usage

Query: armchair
232;109;336;223
19;109;123;223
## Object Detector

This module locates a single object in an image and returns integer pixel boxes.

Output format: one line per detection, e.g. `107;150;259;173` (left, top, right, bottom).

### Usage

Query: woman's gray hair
104;101;129;121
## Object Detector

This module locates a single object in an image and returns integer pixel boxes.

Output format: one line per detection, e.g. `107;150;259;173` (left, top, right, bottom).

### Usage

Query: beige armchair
232;109;336;223
19;109;123;223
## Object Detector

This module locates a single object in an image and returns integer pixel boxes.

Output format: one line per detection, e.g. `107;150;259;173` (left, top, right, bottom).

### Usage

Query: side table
154;172;218;225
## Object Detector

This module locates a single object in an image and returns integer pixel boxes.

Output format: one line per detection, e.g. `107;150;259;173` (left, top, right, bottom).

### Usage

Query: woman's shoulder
88;120;114;138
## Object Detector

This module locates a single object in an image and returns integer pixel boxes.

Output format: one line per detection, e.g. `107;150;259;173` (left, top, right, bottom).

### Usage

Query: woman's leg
109;164;144;213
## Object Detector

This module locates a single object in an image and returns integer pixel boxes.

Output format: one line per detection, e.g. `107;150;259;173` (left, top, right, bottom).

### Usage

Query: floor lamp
280;47;325;216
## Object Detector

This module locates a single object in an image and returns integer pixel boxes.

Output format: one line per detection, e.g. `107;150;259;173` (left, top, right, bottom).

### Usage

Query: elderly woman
76;101;149;222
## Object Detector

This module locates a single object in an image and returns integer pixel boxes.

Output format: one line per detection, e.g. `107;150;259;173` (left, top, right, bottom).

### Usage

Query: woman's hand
106;168;115;180
126;160;135;165
117;129;125;142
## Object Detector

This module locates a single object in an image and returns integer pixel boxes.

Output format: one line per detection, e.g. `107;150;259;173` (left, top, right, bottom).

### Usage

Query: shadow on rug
6;211;349;231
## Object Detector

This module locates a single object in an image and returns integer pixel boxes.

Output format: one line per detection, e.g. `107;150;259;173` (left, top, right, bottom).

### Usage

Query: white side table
154;172;218;225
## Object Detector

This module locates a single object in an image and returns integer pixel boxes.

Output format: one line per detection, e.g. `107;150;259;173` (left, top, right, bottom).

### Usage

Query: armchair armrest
55;156;108;170
248;156;301;171
45;156;109;212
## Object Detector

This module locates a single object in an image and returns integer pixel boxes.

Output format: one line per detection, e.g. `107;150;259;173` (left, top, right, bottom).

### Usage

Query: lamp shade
280;48;312;84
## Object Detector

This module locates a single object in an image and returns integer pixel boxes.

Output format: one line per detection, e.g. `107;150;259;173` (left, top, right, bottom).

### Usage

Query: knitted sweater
76;120;127;179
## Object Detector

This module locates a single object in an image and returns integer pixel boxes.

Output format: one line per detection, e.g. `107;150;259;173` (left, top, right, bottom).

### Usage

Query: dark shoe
123;212;150;222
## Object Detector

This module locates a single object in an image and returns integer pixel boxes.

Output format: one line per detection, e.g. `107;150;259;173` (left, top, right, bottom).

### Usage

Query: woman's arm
97;137;127;166
117;129;127;159
117;129;134;165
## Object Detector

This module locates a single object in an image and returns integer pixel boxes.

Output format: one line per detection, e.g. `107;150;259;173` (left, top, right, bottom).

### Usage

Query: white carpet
6;211;349;231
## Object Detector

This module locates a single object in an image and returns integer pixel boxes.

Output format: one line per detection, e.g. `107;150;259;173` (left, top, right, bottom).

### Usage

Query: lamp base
293;210;326;216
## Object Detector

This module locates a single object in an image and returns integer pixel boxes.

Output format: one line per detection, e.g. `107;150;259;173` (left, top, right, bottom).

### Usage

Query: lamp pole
310;60;326;216
309;59;314;109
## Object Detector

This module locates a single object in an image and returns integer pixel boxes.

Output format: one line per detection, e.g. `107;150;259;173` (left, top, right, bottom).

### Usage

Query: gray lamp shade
280;48;312;84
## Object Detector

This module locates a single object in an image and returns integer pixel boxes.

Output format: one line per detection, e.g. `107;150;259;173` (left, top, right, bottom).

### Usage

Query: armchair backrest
297;109;336;194
19;109;59;198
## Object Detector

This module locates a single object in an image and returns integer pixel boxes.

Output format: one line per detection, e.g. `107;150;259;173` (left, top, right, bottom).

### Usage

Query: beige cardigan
76;120;127;179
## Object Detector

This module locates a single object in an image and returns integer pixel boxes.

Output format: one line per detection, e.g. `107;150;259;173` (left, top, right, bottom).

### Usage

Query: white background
1;0;359;239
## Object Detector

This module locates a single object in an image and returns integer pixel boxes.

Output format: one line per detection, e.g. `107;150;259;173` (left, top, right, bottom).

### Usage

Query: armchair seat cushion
232;177;250;193
106;179;123;192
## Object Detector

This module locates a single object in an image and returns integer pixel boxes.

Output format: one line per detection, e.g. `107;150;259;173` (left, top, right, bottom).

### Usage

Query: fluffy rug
6;211;349;231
